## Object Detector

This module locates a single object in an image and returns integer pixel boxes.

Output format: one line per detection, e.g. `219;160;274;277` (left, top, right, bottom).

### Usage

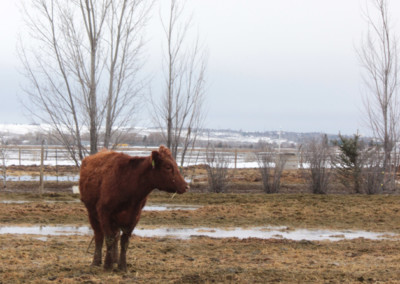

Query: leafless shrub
205;144;231;193
360;129;399;193
300;135;333;194
359;146;386;194
255;143;287;193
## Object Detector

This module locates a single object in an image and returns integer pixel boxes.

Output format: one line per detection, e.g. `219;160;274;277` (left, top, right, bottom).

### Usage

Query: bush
255;143;287;193
300;135;332;194
205;144;231;193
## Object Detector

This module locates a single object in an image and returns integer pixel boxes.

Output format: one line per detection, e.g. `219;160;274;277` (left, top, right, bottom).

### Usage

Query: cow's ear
159;145;172;157
151;151;160;169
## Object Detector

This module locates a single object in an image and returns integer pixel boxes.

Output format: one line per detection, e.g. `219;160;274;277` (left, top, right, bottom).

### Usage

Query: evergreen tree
334;134;363;193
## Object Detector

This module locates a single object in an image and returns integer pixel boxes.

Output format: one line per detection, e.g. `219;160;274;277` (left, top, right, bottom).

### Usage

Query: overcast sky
1;0;400;135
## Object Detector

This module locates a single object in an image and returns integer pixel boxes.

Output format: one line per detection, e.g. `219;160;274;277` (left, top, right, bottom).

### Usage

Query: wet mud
1;166;400;282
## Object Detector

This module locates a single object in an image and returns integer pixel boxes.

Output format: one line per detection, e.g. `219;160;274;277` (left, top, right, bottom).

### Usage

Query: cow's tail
86;236;95;254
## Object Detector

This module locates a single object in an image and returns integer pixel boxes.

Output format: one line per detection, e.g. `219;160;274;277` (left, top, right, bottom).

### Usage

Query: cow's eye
165;164;173;171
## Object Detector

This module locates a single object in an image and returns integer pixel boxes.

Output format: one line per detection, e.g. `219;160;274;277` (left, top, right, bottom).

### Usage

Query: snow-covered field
0;146;261;168
0;123;297;168
0;123;294;146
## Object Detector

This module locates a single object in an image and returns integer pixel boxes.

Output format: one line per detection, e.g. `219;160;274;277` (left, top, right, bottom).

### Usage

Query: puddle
0;225;397;241
143;205;201;211
0;200;81;204
133;227;397;241
0;201;200;211
0;225;91;236
0;200;31;204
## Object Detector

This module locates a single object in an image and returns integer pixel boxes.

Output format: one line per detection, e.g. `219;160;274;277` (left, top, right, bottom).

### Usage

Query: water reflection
0;225;397;241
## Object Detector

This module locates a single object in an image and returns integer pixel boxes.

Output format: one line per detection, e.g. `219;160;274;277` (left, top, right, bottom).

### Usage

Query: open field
1;191;400;283
1;165;400;282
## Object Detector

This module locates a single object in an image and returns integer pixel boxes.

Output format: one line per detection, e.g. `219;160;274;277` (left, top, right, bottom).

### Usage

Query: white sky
1;0;400;135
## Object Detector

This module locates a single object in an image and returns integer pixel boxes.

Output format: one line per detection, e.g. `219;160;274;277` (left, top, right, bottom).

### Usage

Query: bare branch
152;0;207;165
357;0;399;186
19;0;152;161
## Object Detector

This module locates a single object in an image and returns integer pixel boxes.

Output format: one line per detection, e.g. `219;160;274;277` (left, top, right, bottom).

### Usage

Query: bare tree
255;142;287;194
19;0;152;166
152;0;207;165
300;135;333;194
358;0;400;188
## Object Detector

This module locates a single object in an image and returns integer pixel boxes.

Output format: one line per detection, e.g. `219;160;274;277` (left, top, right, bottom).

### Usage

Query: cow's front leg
115;206;143;272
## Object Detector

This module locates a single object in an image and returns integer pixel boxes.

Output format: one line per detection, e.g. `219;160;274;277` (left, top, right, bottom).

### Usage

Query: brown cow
79;146;189;271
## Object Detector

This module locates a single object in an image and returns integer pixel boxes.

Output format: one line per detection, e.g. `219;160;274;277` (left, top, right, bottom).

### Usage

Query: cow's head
151;146;189;194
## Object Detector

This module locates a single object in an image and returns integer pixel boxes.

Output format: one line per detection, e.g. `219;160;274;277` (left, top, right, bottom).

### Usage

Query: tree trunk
89;50;98;155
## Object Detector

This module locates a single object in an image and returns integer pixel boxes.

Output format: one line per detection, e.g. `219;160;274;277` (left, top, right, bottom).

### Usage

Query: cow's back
79;150;124;206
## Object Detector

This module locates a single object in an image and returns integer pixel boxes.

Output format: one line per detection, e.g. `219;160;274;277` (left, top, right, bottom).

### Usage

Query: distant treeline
0;127;371;149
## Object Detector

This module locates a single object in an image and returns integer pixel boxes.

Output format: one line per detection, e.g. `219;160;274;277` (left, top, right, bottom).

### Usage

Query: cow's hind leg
111;230;120;265
97;206;119;270
88;211;103;266
104;230;119;270
118;228;132;272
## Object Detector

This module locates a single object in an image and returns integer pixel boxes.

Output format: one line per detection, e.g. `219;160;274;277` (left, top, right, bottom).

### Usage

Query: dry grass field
2;234;400;283
1;166;400;283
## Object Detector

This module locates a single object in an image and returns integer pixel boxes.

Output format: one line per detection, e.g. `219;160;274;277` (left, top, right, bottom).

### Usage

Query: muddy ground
1;166;400;283
1;192;400;283
2;235;400;283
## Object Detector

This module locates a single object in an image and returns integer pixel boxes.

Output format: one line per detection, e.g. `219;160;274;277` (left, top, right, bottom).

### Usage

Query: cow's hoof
118;263;127;272
91;259;102;267
103;262;113;271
